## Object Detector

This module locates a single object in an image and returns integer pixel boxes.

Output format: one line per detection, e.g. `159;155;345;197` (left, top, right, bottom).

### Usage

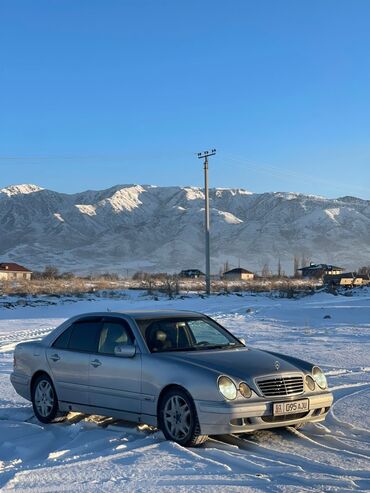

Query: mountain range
0;183;369;275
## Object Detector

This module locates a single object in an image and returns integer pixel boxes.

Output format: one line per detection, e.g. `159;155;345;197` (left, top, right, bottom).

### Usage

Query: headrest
156;330;167;342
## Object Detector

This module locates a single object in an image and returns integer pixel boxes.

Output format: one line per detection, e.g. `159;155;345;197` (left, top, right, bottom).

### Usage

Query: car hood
162;347;305;381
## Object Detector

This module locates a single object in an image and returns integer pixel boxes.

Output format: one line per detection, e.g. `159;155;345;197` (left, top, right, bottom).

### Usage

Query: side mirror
239;338;246;346
114;344;136;358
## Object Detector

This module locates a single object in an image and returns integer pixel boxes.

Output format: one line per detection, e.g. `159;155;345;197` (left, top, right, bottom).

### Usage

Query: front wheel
158;388;208;447
32;374;64;423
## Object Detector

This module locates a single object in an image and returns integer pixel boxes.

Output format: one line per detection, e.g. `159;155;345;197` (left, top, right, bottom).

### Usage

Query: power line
220;153;370;196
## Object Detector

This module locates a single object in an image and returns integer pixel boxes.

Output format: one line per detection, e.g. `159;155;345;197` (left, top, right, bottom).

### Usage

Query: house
179;269;205;279
0;262;32;281
324;272;363;287
223;267;254;281
358;274;370;285
299;263;344;279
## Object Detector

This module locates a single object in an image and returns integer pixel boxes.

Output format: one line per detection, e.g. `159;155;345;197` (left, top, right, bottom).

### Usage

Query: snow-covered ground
0;290;369;492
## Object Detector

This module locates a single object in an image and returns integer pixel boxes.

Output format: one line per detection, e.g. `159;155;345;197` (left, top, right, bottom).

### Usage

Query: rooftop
224;267;254;275
298;263;343;271
0;262;32;273
71;310;205;320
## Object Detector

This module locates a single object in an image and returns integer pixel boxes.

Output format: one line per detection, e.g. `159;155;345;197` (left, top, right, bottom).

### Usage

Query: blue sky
1;0;369;198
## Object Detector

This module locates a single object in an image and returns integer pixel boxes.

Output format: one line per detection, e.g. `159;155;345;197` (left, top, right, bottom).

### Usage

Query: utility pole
197;149;216;295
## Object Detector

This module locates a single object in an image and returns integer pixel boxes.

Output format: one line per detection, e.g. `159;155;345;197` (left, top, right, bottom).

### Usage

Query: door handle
50;354;60;362
90;359;102;368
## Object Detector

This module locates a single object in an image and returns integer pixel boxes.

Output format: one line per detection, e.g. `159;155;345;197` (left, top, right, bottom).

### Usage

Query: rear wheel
158;388;208;447
32;374;65;423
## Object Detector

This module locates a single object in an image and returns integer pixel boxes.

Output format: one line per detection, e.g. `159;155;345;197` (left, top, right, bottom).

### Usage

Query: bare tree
358;265;370;276
132;271;149;281
301;255;310;268
293;256;300;278
277;258;282;278
42;266;59;279
261;263;271;278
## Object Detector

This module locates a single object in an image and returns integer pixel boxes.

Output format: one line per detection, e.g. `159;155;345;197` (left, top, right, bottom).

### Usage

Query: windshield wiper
154;343;243;353
196;343;242;350
155;347;200;352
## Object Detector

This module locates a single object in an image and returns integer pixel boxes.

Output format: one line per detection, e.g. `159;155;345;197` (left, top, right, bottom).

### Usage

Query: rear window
52;325;73;349
53;318;101;353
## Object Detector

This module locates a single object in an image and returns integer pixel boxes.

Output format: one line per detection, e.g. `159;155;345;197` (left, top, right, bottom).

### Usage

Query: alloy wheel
34;379;55;418
163;394;191;440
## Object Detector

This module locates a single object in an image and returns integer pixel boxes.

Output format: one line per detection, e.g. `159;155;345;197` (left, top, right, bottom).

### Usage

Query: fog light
239;382;252;398
305;375;315;391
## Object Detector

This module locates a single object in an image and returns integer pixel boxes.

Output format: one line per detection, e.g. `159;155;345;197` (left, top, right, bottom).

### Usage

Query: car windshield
136;317;244;353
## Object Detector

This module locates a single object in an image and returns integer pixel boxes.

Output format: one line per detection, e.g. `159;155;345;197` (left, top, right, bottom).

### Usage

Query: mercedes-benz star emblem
274;360;280;371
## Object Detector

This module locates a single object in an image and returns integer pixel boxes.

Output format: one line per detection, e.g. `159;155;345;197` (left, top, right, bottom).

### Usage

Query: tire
158;388;208;447
31;373;65;423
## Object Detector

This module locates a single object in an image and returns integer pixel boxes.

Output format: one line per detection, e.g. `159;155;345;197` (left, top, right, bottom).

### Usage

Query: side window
52;325;73;349
98;321;133;355
145;320;191;352
67;319;102;353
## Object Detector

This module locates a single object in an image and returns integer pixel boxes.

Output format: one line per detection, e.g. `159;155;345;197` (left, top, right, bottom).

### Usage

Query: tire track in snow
0;327;53;353
212;432;368;490
1;292;370;491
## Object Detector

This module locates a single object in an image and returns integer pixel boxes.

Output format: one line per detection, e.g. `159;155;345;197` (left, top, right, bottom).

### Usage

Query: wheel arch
156;383;195;417
156;383;208;446
30;370;53;394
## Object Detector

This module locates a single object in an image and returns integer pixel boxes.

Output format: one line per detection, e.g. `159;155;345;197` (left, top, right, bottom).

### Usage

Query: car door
88;317;142;418
46;317;102;405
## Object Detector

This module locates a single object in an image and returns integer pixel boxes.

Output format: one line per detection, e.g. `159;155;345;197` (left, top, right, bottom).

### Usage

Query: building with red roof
0;262;32;281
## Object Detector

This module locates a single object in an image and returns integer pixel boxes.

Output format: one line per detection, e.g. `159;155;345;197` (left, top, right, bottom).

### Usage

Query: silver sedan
11;310;333;446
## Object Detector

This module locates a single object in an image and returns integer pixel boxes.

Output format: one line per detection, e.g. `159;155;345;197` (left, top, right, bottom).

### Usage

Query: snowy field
0;290;369;492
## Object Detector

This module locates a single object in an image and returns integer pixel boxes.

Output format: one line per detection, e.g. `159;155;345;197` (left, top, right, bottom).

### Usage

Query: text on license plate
273;399;309;416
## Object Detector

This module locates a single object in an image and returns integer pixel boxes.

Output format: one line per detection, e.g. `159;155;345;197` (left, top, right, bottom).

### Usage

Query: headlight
305;375;315;391
239;382;252;398
218;376;237;400
312;366;327;389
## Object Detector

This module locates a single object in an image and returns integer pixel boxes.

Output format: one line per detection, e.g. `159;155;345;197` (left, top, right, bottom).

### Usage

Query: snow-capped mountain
0;183;369;275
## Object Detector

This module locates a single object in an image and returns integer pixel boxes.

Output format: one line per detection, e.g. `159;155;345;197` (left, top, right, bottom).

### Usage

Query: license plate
273;399;309;416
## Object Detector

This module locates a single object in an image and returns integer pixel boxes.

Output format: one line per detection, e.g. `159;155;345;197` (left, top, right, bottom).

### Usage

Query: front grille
256;375;304;398
261;412;308;423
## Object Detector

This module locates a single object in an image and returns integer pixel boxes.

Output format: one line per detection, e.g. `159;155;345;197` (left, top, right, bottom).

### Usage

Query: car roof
73;309;205;320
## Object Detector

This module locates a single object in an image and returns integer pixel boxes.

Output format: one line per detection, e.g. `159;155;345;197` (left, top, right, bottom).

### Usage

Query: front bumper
195;391;333;435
